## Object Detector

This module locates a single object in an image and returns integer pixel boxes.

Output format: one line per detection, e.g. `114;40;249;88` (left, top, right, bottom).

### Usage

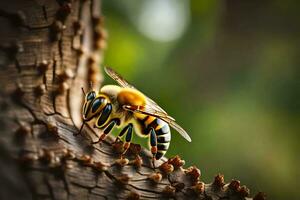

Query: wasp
78;67;191;166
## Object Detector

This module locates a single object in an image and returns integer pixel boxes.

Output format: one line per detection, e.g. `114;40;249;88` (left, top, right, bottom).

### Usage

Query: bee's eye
91;97;105;113
86;91;96;101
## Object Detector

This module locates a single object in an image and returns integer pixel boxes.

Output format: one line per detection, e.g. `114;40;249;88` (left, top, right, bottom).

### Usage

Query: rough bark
0;1;266;199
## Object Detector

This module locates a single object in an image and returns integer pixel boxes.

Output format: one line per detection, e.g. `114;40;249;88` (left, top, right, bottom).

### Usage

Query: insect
77;67;191;166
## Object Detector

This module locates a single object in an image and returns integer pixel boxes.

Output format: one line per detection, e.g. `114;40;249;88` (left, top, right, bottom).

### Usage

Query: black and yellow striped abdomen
137;115;171;160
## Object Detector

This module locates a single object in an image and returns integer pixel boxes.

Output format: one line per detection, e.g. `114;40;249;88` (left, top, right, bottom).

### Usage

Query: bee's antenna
81;87;86;95
152;157;156;170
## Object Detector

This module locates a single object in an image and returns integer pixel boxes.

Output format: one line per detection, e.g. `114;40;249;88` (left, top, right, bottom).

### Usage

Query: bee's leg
152;158;156;170
74;121;85;136
91;119;119;144
112;124;130;144
120;123;133;157
150;128;158;169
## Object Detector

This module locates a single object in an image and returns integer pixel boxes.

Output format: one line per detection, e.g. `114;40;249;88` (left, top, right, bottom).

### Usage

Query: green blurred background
101;1;299;199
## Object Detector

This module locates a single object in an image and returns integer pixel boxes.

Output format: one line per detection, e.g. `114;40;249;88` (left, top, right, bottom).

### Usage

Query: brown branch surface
0;0;265;200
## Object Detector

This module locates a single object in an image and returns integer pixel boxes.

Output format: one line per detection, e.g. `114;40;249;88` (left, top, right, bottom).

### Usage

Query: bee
77;67;191;166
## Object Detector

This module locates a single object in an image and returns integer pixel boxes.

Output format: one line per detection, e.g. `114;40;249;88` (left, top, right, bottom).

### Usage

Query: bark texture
0;1;266;199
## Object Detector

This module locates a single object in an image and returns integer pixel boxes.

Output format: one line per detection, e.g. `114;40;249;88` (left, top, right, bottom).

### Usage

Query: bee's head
82;87;108;121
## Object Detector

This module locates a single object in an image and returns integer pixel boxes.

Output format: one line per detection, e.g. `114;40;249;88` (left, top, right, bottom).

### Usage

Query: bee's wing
163;117;192;142
105;67;191;142
105;67;170;117
123;105;192;142
104;67;135;89
145;97;173;119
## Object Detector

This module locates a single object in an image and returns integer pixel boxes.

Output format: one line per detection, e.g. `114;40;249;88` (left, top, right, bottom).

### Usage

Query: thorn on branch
15;123;31;137
39;149;55;165
172;182;185;192
57;68;74;81
34;84;46;96
50;20;65;41
126;191;140;200
148;172;162;183
46;121;59;136
87;55;101;84
74;46;85;56
239;185;250;197
78;155;93;167
12;83;25;104
19;153;39;164
56;82;69;95
185;166;201;185
73;20;83;35
114;158;129;167
92;16;107;50
64;148;75;158
56;2;72;22
14;122;31;144
92;16;104;26
189;181;205;195
253;192;267;200
168;155;185;169
229;179;241;192
112;141;124;154
128;143;142;156
37;60;50;75
130;155;143;168
93;161;108;172
87;55;97;65
115;174;130;185
162;185;176;198
213;174;225;188
51;20;65;32
159;162;174;174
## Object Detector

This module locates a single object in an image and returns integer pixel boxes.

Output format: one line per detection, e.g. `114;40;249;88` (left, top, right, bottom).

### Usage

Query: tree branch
0;0;266;199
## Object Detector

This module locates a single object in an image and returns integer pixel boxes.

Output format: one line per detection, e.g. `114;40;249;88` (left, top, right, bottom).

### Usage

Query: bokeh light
135;0;190;42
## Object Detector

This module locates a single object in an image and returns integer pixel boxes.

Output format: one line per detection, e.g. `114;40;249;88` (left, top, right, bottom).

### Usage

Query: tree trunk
0;1;265;199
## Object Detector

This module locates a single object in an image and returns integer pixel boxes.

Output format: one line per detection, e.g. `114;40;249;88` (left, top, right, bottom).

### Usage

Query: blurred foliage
101;0;300;199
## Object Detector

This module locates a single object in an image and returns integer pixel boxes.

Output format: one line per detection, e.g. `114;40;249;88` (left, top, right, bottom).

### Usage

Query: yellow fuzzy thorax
117;88;146;106
100;85;147;119
117;88;147;119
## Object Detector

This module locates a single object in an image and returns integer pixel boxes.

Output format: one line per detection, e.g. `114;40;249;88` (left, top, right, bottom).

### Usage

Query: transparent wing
123;105;174;121
123;105;192;142
163;118;192;142
104;67;134;89
105;67;170;117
